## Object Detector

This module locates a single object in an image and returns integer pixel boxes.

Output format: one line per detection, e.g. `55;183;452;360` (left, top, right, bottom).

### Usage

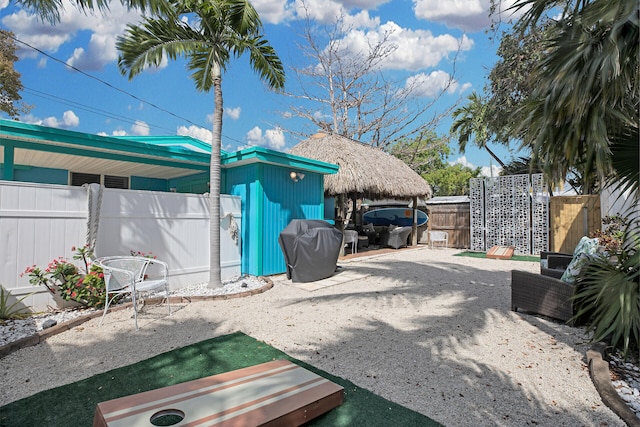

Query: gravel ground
0;247;627;426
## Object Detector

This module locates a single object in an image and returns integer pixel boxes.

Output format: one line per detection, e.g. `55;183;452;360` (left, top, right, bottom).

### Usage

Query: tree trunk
484;145;506;168
208;65;222;288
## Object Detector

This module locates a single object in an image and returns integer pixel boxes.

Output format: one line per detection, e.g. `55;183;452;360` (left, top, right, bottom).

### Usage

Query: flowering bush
22;245;106;308
590;215;630;254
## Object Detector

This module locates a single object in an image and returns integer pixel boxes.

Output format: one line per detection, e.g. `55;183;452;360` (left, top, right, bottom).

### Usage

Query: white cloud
413;0;522;32
3;0;142;70
131;120;150;136
252;0;294;24
0;0;10;8
66;31;118;71
452;155;502;177
451;155;475;168
405;70;470;97
481;164;502;177
293;0;379;28
341;0;390;7
177;125;213;144
246;126;286;150
225;107;241;120
112;129;127;136
31;110;80;129
3;10;75;58
335;21;473;72
265;128;286;150
458;82;473;93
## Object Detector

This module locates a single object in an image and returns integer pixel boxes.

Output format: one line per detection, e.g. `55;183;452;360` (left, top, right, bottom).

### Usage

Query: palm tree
451;91;506;168
509;0;639;358
512;0;638;195
117;0;285;287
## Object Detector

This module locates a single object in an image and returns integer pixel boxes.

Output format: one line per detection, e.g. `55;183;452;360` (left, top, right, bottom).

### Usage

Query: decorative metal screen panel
470;178;485;252
469;174;548;255
531;174;549;254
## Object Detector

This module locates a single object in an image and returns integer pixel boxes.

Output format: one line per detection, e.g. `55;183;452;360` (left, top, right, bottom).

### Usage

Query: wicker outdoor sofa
539;251;574;279
511;270;575;323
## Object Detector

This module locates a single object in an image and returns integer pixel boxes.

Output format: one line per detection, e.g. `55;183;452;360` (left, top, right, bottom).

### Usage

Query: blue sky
1;0;524;176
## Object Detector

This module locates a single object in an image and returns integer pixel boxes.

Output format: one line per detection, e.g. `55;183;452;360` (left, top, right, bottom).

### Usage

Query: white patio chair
94;256;171;330
429;231;449;249
344;229;358;254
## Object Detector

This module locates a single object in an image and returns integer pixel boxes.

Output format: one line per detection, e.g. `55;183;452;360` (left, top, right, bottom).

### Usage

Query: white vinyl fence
600;186;639;222
0;181;241;312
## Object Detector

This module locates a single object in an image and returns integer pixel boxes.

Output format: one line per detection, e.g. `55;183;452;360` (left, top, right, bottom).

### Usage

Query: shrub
590;214;630;254
0;286;32;321
573;218;640;359
22;245;106;308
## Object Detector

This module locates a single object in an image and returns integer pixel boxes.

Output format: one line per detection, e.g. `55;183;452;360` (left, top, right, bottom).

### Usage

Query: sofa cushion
560;237;600;284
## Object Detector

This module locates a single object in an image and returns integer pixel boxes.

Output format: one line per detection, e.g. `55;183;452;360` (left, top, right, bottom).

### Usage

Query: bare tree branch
283;6;463;150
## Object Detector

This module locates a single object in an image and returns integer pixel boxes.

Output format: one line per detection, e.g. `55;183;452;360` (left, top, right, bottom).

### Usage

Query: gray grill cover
278;220;343;283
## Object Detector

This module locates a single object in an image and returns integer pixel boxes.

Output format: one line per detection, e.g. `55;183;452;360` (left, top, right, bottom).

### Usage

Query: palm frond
573;222;640;358
117;18;204;79
246;38;285;90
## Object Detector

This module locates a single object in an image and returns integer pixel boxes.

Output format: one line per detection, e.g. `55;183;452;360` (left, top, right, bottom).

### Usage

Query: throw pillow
560;236;600;283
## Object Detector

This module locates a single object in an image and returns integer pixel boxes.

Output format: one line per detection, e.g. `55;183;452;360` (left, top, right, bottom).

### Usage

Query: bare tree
285;9;462;149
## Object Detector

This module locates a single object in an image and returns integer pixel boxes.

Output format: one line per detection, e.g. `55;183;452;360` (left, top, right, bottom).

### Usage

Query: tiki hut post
412;196;418;246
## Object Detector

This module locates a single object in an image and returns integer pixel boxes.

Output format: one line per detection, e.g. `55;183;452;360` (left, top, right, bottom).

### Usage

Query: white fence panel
95;189;242;289
600;186;639;223
0;181;242;312
0;181;89;310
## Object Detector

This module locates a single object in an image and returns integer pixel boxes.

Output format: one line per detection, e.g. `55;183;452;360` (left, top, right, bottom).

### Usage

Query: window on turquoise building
71;172;129;189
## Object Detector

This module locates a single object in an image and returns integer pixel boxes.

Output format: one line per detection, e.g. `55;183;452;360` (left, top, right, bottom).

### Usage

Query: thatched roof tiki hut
289;132;433;246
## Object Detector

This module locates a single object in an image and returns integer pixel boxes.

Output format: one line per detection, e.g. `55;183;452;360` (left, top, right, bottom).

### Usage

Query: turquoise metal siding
226;164;261;276
131;176;168;191
226;162;327;277
169;172;209;193
2;165;68;185
259;164;326;276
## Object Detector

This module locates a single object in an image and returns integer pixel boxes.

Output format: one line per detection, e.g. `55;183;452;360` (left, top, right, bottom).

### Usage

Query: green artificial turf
455;250;540;262
0;332;441;427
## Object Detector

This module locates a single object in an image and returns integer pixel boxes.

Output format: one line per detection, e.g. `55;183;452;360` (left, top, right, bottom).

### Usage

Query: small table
94;360;344;427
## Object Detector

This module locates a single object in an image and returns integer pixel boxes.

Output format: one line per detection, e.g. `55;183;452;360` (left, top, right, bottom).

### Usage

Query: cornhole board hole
486;245;515;259
93;360;344;427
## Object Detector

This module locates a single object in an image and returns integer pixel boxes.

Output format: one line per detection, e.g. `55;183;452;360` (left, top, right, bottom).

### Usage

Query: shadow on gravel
275;257;622;426
1;253;623;426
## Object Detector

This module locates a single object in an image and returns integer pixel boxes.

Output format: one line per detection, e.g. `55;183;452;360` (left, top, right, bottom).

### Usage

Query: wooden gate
549;195;601;253
425;198;470;248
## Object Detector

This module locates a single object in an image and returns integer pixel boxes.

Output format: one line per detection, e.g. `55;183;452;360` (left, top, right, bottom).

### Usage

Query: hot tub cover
278;220;343;282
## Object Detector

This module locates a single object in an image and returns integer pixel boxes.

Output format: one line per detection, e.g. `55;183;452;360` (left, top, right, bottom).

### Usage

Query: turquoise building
0;119;338;277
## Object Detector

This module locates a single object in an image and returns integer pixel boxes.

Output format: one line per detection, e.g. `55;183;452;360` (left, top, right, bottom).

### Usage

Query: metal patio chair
94;256;171;330
428;231;449;249
344;230;359;254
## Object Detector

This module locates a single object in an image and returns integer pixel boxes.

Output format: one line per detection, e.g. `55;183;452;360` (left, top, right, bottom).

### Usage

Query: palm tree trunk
208;64;222;288
484;145;506;168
